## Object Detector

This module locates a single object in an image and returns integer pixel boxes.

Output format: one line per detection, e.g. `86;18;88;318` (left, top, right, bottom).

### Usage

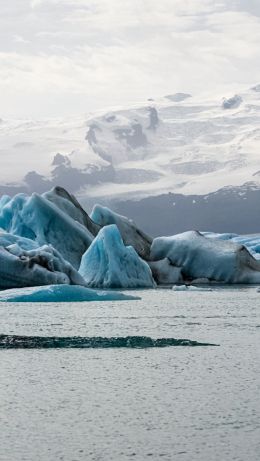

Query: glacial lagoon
0;287;259;461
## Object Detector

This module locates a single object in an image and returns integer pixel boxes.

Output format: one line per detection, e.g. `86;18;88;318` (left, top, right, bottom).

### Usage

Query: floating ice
0;238;86;289
203;232;260;260
0;192;93;268
151;230;260;283
79;224;155;288
91;205;152;260
172;285;212;291
0;284;138;302
43;186;100;237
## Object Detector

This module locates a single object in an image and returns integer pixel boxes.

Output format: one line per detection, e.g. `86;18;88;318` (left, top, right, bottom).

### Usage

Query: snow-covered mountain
1;85;260;197
1;85;260;233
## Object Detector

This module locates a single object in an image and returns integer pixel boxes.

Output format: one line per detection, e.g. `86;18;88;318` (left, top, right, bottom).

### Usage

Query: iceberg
91;205;152;260
203;232;260;260
0;230;39;252
0;284;139;302
151;230;260;284
0;194;11;210
79;224;155;288
0;238;86;289
0;192;93;268
43;186;100;237
149;258;183;285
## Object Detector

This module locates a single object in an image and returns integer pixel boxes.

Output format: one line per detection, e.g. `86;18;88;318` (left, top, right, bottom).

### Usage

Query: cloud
0;0;260;117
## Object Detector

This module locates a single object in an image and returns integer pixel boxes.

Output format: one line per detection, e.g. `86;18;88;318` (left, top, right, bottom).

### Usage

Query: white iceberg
151;230;260;284
203;231;260;260
172;285;212;292
0;192;93;268
0;284;139;302
79;224;155;288
91;205;152;260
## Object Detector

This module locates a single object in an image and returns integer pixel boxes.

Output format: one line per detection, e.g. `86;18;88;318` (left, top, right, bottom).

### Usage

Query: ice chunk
0;192;93;268
149;258;183;285
91;204;152;260
172;285;212;291
0;241;86;289
0;284;139;302
79;224;155;288
151;230;260;283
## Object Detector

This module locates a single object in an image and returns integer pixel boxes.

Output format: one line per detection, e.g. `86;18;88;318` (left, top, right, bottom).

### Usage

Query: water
0;287;259;461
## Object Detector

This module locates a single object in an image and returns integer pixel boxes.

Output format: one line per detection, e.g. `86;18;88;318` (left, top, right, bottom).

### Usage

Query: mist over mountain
1;86;260;234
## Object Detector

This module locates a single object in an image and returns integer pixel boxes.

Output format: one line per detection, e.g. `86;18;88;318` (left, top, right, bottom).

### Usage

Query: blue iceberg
91;204;152;260
0;192;93;268
0;284;139;302
79;224;155;288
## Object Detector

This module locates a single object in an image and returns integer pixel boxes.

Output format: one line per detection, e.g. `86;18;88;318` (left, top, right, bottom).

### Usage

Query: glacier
151;231;260;284
0;285;139;303
79;224;155;288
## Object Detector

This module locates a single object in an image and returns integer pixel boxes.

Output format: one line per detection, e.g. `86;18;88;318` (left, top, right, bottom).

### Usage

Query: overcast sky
1;0;260;118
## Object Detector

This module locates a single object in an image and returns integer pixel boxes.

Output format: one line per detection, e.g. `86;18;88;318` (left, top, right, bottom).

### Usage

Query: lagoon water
0;287;260;461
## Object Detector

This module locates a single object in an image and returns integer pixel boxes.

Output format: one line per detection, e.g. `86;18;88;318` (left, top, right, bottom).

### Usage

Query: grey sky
1;0;260;117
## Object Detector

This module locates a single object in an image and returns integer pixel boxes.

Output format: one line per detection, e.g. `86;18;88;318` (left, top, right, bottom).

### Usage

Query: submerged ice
0;285;139;303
